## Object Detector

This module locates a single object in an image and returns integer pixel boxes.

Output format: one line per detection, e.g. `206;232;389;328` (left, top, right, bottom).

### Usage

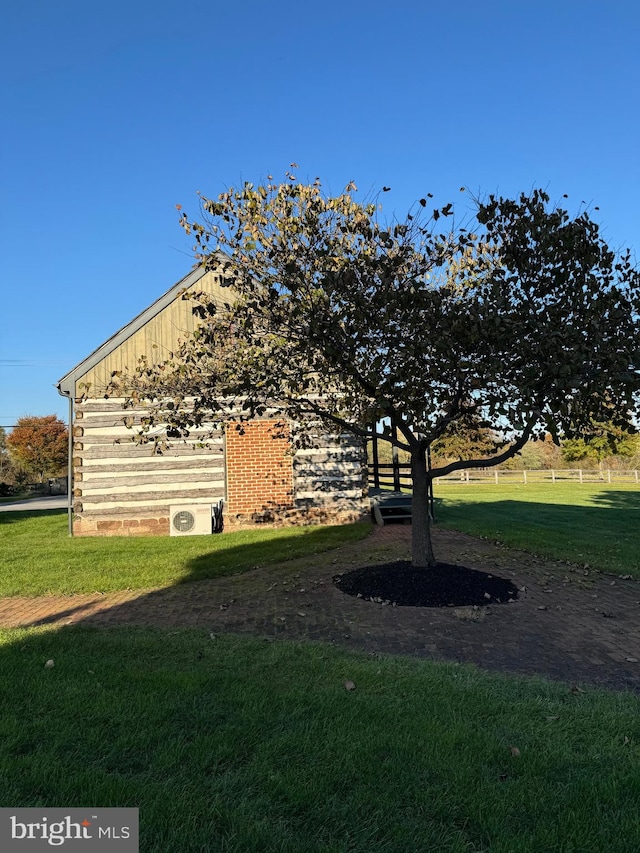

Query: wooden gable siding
75;270;229;398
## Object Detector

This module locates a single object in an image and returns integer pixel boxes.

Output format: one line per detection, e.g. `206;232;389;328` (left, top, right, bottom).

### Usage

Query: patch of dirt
333;561;520;607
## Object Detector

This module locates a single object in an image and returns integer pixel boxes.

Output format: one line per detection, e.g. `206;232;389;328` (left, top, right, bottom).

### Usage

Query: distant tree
117;176;640;568
0;427;8;476
6;416;68;483
431;411;503;465
0;427;16;489
562;422;639;470
500;435;563;470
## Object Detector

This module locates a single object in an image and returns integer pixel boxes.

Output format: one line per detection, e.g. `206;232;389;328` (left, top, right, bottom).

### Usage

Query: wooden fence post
391;423;401;492
371;430;380;490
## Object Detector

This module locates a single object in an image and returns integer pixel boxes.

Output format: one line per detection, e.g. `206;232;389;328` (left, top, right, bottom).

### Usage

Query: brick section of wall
225;420;294;523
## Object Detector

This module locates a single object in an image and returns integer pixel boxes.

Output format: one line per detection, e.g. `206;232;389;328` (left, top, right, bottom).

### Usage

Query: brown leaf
510;746;521;757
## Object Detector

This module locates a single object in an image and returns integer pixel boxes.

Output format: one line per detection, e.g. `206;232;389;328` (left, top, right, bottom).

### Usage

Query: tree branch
429;416;538;478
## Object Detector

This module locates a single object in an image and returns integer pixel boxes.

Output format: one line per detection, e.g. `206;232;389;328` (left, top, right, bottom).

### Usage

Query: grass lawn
1;625;639;853
3;488;640;850
436;481;640;577
0;510;370;596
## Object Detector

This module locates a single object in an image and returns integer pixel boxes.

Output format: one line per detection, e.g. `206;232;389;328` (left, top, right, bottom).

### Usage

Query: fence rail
368;464;640;490
368;462;412;491
438;468;640;485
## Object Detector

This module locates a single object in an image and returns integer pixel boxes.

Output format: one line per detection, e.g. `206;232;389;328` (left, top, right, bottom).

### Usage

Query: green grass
436;482;640;576
0;510;369;596
1;625;639;852
2;488;640;849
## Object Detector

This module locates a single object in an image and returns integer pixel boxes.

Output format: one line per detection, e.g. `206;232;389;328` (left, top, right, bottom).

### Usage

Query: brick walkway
2;525;640;692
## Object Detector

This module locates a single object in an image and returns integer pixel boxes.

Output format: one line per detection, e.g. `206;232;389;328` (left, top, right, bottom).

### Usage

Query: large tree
6;415;68;483
122;175;640;567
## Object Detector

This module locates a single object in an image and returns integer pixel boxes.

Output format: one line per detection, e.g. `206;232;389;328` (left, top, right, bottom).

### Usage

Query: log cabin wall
292;431;369;525
72;404;369;536
72;398;225;536
223;423;369;528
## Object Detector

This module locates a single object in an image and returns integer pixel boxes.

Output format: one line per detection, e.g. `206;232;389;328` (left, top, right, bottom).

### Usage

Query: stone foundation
224;505;369;530
72;502;369;537
73;517;170;537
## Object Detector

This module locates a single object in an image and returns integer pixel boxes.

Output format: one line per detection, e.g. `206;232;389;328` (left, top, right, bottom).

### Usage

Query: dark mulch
333;561;520;607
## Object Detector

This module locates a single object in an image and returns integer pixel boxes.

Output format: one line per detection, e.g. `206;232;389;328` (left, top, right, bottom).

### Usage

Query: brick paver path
2;525;640;692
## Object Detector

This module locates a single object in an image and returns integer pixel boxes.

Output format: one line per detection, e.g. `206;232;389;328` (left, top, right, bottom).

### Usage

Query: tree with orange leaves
7;415;68;483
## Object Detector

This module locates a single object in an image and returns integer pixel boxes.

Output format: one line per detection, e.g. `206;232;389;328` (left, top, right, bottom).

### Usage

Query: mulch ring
334;561;520;607
326;527;640;692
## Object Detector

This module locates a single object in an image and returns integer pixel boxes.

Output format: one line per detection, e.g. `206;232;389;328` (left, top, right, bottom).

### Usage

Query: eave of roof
56;263;211;398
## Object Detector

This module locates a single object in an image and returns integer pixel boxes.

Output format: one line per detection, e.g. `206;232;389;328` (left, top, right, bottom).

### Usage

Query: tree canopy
561;423;640;469
6;415;68;483
120;174;640;567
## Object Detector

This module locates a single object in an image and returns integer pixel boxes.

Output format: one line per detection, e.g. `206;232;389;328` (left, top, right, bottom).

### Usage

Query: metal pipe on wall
67;395;73;537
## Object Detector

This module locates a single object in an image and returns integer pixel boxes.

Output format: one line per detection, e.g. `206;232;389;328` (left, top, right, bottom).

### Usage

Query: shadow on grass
2;525;397;678
4;520;383;633
588;489;640;511
0;508;67;525
174;524;370;584
437;490;640;574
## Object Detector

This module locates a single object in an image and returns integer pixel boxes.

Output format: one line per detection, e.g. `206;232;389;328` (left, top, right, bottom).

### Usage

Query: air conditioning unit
169;504;212;536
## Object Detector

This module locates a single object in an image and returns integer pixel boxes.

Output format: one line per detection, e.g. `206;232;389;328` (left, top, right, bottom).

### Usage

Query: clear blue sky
1;0;638;428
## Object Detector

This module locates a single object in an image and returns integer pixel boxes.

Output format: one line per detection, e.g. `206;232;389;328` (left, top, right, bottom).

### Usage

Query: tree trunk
411;448;436;568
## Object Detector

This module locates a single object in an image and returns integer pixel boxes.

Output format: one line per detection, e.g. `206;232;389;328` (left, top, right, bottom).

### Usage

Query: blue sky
1;0;638;428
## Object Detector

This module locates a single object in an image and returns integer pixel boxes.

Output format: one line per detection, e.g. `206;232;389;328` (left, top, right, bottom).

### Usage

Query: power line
0;423;68;430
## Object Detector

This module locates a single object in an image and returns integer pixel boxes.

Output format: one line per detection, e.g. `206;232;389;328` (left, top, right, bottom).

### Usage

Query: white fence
437;468;640;485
